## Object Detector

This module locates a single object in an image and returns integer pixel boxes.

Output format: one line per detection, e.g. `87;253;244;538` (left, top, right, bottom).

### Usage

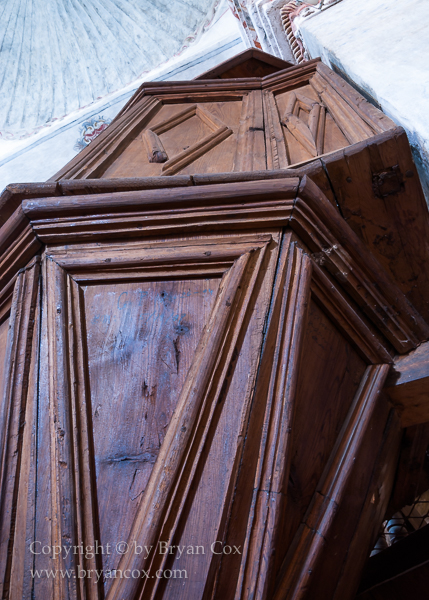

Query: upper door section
50;56;396;181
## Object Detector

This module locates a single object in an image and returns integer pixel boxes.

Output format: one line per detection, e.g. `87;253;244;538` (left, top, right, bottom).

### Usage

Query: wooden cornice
114;59;322;123
1;173;428;356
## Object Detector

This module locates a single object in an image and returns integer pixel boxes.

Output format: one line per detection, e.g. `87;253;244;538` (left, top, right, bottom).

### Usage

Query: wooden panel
83;278;219;591
195;49;293;80
233;91;266;172
387;422;429;516
274;84;349;166
104;101;242;179
279;297;367;567
215;240;313;600
215;57;281;79
106;241;277;600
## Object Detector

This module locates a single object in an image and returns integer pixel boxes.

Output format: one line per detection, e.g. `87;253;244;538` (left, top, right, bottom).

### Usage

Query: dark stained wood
84;278;220;593
228;242;312;600
385;341;429;427
311;263;393;364
234;91;266;172
331;406;402;600
0;182;58;228
0;319;9;398
264;90;289;170
49;56;395;183
296;176;429;353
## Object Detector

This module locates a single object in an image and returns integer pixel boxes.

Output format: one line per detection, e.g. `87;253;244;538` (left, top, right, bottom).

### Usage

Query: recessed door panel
83;279;220;584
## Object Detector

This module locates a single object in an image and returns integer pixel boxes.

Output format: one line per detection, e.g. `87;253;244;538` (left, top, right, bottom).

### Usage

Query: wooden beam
385;341;429;427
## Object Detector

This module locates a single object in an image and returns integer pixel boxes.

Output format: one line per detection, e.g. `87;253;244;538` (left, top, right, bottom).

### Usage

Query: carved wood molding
0;174;427;354
0;260;40;598
235;241;312;599
0;181;421;598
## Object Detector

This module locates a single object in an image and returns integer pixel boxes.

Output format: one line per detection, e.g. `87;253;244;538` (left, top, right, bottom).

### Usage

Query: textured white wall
0;1;245;191
0;0;218;137
299;0;429;201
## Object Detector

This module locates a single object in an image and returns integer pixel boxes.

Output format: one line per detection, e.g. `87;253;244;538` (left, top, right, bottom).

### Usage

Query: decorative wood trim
263;90;289;169
44;258;81;599
293;176;429;353
161;126;232;176
310;72;375;144
142;129;168;163
142;104;234;172
66;277;102;599
234;91;266;172
0;206;41;298
194;48;293;80
310;262;393;364
281;91;326;157
315;63;394;134
261;59;321;93
32;234;274;599
45;57;396;184
273;364;390;600
0;259;40;599
235;242;312;600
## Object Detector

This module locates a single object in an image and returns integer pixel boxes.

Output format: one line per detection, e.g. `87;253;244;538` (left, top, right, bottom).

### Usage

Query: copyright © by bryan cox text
29;540;242;561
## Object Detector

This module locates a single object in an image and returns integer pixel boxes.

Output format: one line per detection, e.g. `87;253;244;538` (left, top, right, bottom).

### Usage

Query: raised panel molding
0;259;41;599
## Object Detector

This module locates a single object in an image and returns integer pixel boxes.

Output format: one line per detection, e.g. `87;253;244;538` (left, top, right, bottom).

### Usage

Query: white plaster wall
0;3;245;191
0;0;218;137
299;0;429;200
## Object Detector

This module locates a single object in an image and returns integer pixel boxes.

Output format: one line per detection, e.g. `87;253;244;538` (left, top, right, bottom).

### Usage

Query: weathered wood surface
274;368;399;600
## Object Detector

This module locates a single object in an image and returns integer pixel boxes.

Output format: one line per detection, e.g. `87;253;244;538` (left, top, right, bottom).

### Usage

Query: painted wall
0;0;245;191
299;0;429;201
